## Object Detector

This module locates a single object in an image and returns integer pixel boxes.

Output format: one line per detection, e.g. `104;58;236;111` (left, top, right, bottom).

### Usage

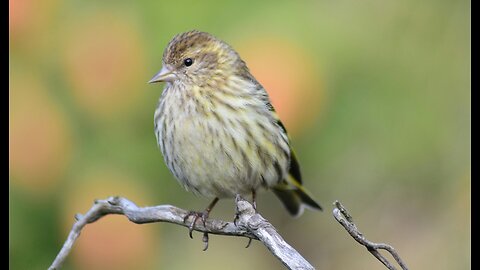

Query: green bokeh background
10;0;470;269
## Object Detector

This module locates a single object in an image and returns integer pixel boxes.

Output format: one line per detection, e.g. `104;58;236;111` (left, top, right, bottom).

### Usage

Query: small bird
149;30;322;247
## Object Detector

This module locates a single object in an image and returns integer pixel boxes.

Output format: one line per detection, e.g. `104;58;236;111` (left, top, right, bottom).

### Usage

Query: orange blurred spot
9;72;71;194
76;216;155;270
62;169;158;270
236;37;325;135
63;11;146;120
9;0;57;45
9;0;31;33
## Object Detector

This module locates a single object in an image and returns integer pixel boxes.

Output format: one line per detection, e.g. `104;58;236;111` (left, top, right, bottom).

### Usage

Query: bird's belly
167;118;255;197
158;114;289;198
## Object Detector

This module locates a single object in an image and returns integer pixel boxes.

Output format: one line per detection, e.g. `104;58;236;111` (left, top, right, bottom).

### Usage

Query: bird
148;30;322;248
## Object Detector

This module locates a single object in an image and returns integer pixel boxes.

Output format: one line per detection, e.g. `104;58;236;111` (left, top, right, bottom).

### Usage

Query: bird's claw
202;232;209;251
245;238;253;248
233;212;240;226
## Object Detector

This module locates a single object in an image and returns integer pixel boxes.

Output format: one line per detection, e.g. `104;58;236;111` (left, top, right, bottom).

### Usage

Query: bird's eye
184;58;193;67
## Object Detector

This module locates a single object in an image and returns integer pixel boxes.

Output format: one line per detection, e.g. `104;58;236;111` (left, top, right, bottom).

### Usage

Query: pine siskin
149;30;322;238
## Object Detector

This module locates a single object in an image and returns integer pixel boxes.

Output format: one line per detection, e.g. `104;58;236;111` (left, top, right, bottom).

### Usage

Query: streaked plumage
150;30;321;216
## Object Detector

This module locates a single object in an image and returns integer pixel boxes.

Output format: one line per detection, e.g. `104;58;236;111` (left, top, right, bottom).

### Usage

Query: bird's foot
183;198;219;251
183;210;209;239
233;192;257;248
183;210;211;251
233;211;255;248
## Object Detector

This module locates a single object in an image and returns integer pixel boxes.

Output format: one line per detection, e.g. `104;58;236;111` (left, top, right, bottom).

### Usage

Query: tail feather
272;187;303;216
295;185;323;211
272;181;322;217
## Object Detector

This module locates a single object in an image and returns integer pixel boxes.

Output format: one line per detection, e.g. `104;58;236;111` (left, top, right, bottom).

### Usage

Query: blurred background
9;0;470;269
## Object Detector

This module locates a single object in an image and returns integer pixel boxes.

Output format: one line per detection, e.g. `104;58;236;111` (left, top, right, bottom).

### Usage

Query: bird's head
148;30;248;88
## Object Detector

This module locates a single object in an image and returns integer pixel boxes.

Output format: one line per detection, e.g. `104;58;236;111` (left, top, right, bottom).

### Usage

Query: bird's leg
183;197;219;243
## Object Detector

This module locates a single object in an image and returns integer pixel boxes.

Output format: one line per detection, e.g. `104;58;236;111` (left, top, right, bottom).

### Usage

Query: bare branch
234;195;315;269
49;196;314;270
332;200;409;270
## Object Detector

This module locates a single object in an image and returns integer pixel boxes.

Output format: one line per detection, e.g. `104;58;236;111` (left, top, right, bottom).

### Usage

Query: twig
49;196;314;270
332;200;409;270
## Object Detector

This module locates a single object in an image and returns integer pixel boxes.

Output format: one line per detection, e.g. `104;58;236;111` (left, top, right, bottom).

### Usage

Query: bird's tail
272;178;323;217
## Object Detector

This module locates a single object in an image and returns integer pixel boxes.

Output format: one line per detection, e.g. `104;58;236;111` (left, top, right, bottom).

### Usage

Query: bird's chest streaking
154;78;291;198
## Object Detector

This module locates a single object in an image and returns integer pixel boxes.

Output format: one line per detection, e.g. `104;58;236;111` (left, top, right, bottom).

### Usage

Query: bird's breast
154;83;291;198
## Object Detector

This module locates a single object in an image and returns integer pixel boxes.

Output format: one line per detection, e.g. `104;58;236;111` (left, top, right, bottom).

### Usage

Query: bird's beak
148;65;176;83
